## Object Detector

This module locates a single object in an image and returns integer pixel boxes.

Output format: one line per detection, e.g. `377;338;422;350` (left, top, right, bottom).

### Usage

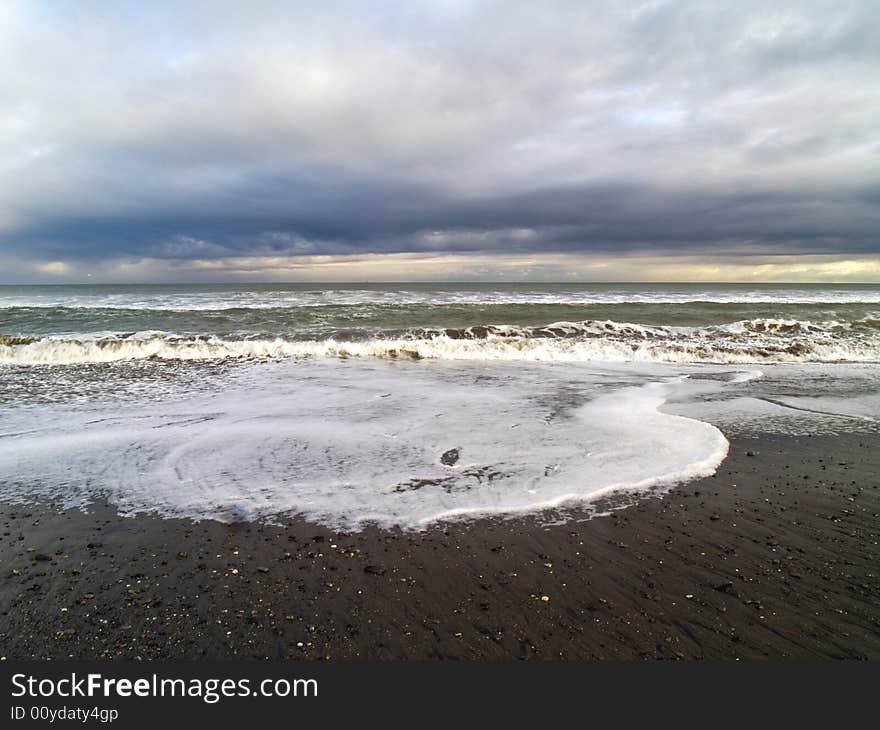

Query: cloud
1;1;879;280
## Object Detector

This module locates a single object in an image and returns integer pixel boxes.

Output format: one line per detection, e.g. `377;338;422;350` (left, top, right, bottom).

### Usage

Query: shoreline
1;432;878;660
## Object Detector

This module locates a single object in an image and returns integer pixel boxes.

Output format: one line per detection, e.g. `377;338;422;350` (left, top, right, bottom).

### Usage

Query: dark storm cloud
1;0;879;279
16;180;878;262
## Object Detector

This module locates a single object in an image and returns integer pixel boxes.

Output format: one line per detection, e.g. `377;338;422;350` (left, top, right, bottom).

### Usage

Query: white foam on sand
0;360;729;530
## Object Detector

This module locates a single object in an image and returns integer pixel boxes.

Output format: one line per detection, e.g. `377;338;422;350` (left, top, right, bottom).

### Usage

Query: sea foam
3;287;880;311
1;317;878;366
0;359;729;529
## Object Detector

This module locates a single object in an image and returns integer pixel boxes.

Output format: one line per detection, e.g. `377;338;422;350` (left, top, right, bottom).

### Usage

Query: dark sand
1;433;878;660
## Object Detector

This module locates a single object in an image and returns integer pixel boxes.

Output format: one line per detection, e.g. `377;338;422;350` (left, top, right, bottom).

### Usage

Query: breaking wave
3;287;880;311
2;317;879;365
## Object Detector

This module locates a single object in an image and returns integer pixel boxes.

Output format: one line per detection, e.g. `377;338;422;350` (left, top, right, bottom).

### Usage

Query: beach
2;432;877;660
4;7;880;711
2;283;879;660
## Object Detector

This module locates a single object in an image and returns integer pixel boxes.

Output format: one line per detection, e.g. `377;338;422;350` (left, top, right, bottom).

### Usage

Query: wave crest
2;316;879;365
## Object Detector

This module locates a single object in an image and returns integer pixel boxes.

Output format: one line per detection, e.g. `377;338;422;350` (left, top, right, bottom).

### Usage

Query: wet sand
1;433;878;660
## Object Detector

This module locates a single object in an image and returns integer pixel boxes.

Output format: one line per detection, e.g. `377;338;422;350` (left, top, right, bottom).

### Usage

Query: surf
0;359;730;530
2;317;878;365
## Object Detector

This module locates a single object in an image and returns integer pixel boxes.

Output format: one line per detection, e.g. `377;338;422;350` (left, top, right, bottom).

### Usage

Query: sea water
1;283;877;529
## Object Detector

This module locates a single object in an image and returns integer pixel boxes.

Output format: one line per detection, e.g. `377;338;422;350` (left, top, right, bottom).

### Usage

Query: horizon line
2;280;880;287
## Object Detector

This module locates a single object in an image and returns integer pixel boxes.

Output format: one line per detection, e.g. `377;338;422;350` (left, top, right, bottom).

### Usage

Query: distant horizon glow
4;251;880;285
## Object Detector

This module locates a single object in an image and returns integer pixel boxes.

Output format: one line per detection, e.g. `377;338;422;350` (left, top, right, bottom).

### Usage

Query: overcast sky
1;0;879;282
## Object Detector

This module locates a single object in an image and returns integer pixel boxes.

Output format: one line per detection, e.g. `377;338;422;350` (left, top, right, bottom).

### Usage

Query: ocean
1;282;878;529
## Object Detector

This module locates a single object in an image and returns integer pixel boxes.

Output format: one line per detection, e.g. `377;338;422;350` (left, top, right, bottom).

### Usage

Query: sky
1;0;879;283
